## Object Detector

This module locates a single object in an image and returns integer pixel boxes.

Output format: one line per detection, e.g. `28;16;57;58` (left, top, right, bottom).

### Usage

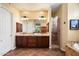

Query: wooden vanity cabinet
16;36;49;48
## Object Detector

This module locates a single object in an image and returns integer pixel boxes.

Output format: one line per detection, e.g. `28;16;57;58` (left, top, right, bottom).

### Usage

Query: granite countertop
16;32;49;36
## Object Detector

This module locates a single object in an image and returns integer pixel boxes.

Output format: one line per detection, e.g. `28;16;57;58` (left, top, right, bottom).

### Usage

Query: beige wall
20;10;48;23
54;4;68;51
1;4;21;23
54;3;79;51
68;3;79;41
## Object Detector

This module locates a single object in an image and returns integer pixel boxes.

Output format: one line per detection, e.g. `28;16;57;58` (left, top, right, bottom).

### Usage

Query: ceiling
13;3;62;11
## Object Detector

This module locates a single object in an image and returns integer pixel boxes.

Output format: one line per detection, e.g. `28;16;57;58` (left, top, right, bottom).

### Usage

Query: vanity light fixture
38;16;46;20
21;16;29;21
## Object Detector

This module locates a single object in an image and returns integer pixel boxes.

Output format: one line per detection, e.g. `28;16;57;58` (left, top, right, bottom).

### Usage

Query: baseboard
60;48;65;52
49;46;52;49
11;47;16;50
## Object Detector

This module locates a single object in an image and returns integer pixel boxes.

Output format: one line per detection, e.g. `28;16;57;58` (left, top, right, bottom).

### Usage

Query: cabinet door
22;36;28;48
28;36;37;48
37;37;43;48
41;36;49;48
16;36;23;48
37;36;49;48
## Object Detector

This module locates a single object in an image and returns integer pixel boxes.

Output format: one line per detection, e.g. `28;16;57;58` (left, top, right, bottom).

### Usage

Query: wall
0;3;21;50
20;10;48;23
54;4;68;51
2;4;21;23
54;3;79;51
68;3;79;41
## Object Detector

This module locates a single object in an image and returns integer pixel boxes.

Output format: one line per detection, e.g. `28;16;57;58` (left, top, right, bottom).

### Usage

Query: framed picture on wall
70;19;79;30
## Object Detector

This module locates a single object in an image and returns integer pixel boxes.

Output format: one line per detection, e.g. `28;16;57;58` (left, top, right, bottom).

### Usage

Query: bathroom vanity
16;33;49;48
15;13;49;48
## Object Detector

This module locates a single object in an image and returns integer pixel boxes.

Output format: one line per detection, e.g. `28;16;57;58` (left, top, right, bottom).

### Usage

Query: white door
0;8;12;55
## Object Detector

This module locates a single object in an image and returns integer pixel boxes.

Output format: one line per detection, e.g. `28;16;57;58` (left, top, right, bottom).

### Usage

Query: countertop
16;32;49;36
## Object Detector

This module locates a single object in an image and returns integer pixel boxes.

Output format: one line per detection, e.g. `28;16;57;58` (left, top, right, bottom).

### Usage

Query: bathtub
73;43;79;50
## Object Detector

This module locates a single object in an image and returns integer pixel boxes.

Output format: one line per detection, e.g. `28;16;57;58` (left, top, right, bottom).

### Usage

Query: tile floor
4;48;65;56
